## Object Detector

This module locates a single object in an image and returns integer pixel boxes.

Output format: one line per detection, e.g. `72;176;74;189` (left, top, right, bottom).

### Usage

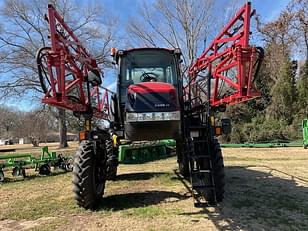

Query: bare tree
0;106;20;139
14;109;51;146
287;0;308;58
127;0;216;67
286;0;308;118
0;0;116;147
126;0;246;69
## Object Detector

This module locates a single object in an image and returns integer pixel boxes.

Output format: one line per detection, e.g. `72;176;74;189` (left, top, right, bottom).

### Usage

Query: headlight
144;113;153;121
153;112;163;121
169;111;181;120
126;113;138;122
137;113;144;121
126;111;180;122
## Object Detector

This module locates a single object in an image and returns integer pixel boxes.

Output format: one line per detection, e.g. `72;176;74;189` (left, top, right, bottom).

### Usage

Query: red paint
128;82;176;94
41;4;110;119
188;2;261;107
41;2;260;120
124;47;174;53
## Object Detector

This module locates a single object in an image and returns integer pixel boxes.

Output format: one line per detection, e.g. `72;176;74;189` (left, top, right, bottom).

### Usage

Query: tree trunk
59;108;68;148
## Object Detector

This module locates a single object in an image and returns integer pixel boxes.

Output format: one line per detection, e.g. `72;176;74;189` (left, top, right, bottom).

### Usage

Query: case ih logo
154;103;170;108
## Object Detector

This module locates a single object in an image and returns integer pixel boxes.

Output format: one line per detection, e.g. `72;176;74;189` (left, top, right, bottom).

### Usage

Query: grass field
1;143;308;230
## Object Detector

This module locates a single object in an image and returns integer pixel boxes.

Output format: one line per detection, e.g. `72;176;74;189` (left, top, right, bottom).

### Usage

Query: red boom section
188;2;261;107
40;4;110;119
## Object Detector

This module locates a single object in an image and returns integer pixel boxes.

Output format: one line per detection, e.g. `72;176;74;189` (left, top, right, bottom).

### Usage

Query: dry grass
0;145;308;230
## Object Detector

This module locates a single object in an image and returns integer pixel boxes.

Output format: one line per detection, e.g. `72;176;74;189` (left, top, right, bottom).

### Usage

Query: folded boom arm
187;2;263;108
36;4;111;119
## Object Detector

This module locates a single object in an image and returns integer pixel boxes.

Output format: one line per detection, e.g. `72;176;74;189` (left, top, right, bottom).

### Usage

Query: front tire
195;138;225;204
106;139;118;180
72;140;106;210
177;140;190;177
210;138;225;202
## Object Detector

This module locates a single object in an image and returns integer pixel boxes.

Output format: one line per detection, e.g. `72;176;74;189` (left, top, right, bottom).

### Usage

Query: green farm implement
221;119;308;149
220;142;303;148
303;119;308;149
0;146;74;182
118;139;176;164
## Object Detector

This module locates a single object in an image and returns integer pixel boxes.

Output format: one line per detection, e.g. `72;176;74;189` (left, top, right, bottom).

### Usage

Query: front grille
126;92;178;112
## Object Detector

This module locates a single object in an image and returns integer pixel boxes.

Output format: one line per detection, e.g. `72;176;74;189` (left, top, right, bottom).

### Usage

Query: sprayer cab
111;48;183;141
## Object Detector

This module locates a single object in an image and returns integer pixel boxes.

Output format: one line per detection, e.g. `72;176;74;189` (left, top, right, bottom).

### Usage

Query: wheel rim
66;157;74;171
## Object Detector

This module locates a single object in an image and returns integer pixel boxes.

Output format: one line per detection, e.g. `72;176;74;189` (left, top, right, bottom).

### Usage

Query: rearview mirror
221;118;232;134
88;70;102;86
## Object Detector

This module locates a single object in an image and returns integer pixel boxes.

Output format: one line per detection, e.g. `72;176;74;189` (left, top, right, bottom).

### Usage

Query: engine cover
124;82;180;141
126;82;178;112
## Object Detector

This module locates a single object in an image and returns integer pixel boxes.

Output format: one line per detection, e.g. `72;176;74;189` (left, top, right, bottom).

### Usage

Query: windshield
120;50;177;86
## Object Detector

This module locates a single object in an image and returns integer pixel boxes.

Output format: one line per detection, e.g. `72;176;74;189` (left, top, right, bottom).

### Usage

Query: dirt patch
0;217;56;231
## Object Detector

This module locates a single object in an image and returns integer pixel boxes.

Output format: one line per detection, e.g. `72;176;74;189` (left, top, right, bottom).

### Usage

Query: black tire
36;47;51;94
12;167;26;178
39;164;51;175
211;138;225;202
55;154;66;170
195;138;225;204
177;140;190;177
21;168;26;178
110;93;120;128
304;144;307;149
106;139;118;181
0;170;4;183
65;156;74;172
72;140;106;210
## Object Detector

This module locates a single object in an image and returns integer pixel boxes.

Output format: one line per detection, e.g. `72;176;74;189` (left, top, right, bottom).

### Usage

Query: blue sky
0;0;290;111
93;0;291;98
78;0;290;25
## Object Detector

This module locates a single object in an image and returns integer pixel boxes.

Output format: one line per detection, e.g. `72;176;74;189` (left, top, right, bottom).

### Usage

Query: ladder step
193;140;208;144
194;201;216;207
194;202;208;208
191;169;211;174
199;169;211;173
186;132;218;207
189;125;207;130
192;185;215;190
190;155;211;159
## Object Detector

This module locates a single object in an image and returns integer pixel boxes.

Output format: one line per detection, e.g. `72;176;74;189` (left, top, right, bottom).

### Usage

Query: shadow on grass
99;190;189;211
115;172;166;181
179;166;308;230
99;170;189;210
119;151;176;165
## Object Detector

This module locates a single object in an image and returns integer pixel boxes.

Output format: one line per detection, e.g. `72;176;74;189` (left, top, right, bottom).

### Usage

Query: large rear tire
197;138;225;204
72;140;106;210
106;139;118;180
177;140;190;177
211;138;225;202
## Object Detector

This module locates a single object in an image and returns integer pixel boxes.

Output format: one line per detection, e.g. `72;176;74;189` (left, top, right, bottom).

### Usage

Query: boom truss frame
187;2;262;107
38;4;111;119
